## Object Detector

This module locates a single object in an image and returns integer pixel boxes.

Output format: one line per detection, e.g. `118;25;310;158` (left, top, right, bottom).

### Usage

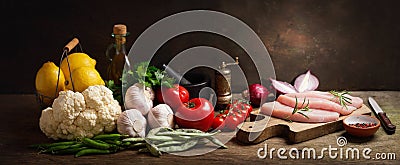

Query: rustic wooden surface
237;105;371;144
0;91;399;164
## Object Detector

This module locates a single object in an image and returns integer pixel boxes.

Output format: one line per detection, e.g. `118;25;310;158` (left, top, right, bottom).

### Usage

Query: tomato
236;102;253;119
156;84;189;110
226;99;253;119
175;98;215;132
212;114;226;130
225;114;241;131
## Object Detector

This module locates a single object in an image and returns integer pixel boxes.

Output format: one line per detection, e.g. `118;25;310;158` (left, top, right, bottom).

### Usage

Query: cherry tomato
236;102;253;119
156;84;189;110
226;99;253;119
212;114;226;130
175;98;215;132
225;114;241;131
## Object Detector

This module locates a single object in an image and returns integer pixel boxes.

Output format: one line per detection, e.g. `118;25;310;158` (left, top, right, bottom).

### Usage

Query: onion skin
248;84;269;107
270;78;298;94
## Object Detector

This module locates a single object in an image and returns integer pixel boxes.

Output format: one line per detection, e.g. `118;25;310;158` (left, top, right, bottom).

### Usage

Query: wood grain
0;92;398;164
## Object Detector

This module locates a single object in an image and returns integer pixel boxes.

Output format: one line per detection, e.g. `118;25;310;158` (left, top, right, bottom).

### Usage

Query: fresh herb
131;62;175;88
329;90;352;109
286;97;311;122
106;62;175;106
105;80;122;106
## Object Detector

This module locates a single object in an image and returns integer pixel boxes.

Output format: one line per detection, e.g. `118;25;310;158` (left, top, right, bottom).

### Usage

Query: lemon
66;67;105;92
35;62;66;106
61;53;96;84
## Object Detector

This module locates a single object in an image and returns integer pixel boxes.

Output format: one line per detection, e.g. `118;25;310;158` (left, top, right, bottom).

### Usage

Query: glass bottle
106;24;131;85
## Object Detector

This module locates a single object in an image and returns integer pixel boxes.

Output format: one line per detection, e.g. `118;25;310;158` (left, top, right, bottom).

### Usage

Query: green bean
147;127;174;137
158;140;198;153
146;135;192;142
206;137;227;149
74;148;111;157
156;141;184;148
146;143;162;157
121;141;131;146
122;137;146;143
128;142;147;149
93;134;128;140
156;131;219;137
175;128;204;133
82;138;112;150
30;141;77;149
40;145;71;153
104;140;122;146
52;147;88;155
94;139;108;144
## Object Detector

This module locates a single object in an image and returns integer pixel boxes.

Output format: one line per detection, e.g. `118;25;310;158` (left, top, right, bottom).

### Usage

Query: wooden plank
0;92;398;164
236;104;371;144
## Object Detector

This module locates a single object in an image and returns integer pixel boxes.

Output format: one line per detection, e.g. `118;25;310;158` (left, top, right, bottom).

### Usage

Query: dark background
2;0;400;94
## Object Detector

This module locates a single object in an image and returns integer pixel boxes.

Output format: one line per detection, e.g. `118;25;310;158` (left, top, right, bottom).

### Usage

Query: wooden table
0;91;399;164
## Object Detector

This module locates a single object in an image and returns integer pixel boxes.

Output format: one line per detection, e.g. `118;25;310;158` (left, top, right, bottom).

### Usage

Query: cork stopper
113;24;127;35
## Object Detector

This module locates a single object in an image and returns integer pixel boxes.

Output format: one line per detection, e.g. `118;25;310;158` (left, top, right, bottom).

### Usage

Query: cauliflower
39;85;122;140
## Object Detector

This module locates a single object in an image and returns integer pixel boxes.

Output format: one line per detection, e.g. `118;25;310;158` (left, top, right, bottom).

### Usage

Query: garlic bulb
117;109;147;137
147;104;174;129
124;83;154;115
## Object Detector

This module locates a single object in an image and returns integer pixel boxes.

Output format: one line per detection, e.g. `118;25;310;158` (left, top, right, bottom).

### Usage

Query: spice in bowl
348;123;378;128
343;115;380;137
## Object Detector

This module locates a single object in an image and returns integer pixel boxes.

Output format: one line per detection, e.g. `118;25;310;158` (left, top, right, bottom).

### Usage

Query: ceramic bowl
343;115;380;137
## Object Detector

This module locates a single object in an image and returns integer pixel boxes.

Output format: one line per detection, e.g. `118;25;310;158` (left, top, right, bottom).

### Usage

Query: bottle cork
113;24;127;35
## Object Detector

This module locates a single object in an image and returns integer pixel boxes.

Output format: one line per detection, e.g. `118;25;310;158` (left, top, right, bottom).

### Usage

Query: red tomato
237;102;253;119
227;100;253;119
212;114;226;130
175;98;215;132
156;84;189;110
225;114;241;131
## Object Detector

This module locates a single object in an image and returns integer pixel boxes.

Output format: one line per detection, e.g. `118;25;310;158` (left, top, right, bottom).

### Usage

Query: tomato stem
187;102;196;108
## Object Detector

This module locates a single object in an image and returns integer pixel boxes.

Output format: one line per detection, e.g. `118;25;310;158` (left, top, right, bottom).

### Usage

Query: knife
368;97;396;134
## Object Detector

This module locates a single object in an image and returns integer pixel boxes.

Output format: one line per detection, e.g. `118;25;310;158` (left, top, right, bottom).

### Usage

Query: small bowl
181;73;211;99
343;115;380;137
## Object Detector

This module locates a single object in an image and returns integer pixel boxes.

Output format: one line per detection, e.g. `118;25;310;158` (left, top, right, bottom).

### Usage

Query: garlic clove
148;104;174;129
133;120;144;133
167;113;175;128
117;109;147;137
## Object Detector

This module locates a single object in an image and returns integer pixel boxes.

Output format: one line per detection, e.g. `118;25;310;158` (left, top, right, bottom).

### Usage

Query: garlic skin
147;104;174;129
117;109;147;137
124;83;154;115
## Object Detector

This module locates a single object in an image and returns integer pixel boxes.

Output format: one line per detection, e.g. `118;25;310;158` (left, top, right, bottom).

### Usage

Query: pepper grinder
215;57;239;110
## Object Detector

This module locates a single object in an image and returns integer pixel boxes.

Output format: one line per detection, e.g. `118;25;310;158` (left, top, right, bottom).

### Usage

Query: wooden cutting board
236;104;371;144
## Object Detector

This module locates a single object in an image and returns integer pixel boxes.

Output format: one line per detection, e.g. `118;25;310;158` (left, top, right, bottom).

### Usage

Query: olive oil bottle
106;24;130;85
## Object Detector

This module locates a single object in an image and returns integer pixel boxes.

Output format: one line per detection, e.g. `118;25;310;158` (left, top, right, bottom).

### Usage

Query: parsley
130;61;175;88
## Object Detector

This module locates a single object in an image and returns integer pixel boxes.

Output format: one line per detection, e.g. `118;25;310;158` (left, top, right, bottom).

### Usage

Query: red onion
269;70;320;95
248;84;269;107
270;78;298;94
294;70;319;92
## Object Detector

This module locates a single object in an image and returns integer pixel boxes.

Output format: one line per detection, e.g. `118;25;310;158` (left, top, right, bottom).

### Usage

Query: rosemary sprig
329;90;352;110
285;97;311;122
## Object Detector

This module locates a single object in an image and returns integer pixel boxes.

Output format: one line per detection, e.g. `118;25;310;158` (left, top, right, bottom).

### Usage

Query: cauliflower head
39;85;122;140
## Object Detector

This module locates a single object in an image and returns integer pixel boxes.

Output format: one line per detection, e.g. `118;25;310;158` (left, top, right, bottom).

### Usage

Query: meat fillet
261;101;340;123
277;95;356;115
285;91;363;108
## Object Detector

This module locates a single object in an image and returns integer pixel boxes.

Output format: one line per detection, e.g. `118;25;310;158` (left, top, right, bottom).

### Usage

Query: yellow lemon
35;61;65;106
66;67;105;92
61;53;96;85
